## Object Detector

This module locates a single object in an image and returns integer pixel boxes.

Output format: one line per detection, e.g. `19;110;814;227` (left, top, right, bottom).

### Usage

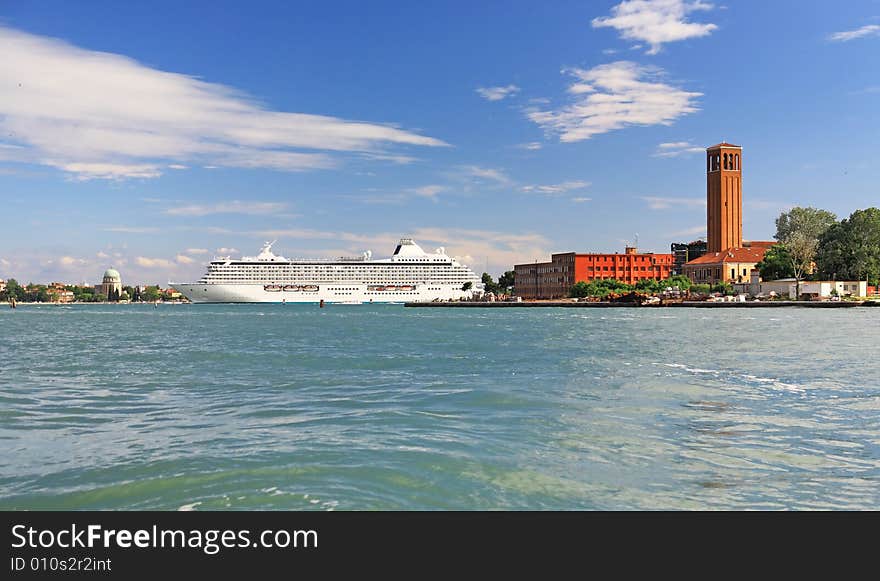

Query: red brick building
684;142;774;284
514;247;675;299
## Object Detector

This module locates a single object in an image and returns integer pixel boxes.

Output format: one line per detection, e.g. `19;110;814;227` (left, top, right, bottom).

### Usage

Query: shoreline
405;300;877;308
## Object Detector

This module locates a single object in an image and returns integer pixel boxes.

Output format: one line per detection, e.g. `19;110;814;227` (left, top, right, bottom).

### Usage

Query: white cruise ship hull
172;283;474;304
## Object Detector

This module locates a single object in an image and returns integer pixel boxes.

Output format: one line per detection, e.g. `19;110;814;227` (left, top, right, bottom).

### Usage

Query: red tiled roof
707;142;741;149
685;246;767;265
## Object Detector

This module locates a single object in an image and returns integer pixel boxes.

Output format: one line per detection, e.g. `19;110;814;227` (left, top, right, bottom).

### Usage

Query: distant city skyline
1;1;879;284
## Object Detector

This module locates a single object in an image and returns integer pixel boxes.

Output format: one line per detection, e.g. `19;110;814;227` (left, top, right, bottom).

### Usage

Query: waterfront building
0;279;6;293
95;267;123;300
670;240;707;275
738;275;867;299
513;246;675;299
46;287;75;303
683;143;774;284
684;246;767;285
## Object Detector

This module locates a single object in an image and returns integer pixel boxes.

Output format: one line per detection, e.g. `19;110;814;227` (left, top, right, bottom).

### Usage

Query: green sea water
1;303;878;510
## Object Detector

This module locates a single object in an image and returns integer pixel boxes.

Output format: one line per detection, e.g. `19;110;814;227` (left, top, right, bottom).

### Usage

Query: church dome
103;268;121;281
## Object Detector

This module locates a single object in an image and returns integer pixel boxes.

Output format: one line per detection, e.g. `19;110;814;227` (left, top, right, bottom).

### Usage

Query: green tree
461;281;473;292
569;281;591;298
497;271;515;294
774;207;837;298
711;281;735;295
817;207;880;286
3;278;25;301
635;279;661;294
569;279;632;299
662;275;693;291
142;286;163;302
481;273;500;295
756;244;796;280
690;283;711;295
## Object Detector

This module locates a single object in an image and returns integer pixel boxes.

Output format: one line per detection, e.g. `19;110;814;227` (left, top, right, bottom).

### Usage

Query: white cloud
0;25;446;180
521;180;590;195
641;196;705;209
571;197;593;203
592;0;718;55
239;227;551;275
653;141;704;157
96;251;109;259
175;254;195;264
828;24;880;42
669;225;706;237
476;85;520;101
58;162;163;180
59;256;88;268
184;248;209;255
168;164;188;170
412;185;445;199
135;256;174;268
528;62;702;142
215;248;239;255
517;142;543;150
165;200;288;216
104;226;160;233
461;165;512;184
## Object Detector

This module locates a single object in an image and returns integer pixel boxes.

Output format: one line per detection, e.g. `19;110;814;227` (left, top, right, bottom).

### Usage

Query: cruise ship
171;238;484;303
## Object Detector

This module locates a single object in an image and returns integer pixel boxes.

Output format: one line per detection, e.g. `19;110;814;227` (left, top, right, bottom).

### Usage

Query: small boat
384;285;397;291
283;285;300;292
301;285;319;292
264;284;282;292
398;285;415;291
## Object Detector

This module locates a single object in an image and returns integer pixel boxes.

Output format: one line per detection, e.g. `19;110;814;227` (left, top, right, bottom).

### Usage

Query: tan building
684;245;767;285
46;287;75;303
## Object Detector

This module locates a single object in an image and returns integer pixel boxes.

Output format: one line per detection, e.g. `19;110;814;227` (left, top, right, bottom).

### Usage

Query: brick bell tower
706;142;743;253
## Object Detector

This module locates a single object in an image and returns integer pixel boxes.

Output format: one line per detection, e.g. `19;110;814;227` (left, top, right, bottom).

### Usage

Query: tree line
0;280;167;303
567;275;733;299
757;207;880;294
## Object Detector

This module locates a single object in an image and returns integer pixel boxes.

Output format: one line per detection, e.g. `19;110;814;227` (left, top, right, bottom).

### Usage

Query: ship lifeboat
301;285;319;292
384;285;397;291
264;284;282;292
398;285;415;291
282;285;300;292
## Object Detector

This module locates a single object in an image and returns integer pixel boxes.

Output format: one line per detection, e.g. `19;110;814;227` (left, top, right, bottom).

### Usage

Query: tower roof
707;142;741;150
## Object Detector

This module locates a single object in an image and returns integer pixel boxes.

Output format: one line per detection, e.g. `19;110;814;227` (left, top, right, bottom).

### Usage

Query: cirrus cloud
0;25;446;180
164;201;289;216
653;141;704;157
521;180;590;195
828;24;880;42
476;85;521;101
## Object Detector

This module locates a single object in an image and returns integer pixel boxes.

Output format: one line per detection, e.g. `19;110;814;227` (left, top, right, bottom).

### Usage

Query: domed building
95;267;122;301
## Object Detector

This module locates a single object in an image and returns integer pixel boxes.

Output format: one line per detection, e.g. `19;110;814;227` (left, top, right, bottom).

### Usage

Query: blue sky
1;0;878;284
